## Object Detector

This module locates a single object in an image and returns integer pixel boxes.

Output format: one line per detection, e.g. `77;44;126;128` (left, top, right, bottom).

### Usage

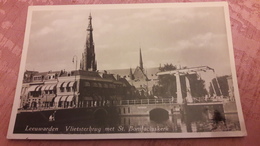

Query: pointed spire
130;68;134;80
80;13;97;71
87;13;93;31
139;48;144;71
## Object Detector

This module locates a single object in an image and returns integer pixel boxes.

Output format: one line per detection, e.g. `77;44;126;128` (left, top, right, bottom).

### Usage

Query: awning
21;87;24;94
84;81;90;87
66;96;74;102
60;96;68;101
103;83;109;88
28;85;39;92
62;82;69;88
41;85;48;91
54;96;62;102
98;83;102;88
109;96;116;100
68;81;76;87
109;84;115;88
48;84;56;90
57;82;64;88
21;87;28;95
93;95;102;100
92;82;99;87
44;85;51;90
35;86;43;91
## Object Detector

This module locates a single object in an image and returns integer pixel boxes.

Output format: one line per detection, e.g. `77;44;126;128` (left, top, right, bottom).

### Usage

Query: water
14;108;241;134
54;113;240;134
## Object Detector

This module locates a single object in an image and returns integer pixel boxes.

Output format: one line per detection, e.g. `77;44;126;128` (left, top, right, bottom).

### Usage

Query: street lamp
72;55;78;107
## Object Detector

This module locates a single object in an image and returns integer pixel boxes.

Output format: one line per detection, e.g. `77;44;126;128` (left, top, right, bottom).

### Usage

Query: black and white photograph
8;2;246;139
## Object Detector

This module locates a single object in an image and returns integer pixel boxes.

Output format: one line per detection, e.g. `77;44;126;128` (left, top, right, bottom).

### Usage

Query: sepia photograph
7;2;246;139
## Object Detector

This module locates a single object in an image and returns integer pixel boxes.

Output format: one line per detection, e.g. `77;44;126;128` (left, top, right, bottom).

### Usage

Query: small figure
211;110;227;130
23;103;29;110
49;111;56;122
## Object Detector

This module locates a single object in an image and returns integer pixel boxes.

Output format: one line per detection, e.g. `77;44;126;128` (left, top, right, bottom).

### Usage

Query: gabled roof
133;66;148;81
118;77;132;87
102;74;117;81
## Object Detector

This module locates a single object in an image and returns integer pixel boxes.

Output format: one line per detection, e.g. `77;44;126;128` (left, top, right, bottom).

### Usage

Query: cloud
25;6;231;76
35;26;53;36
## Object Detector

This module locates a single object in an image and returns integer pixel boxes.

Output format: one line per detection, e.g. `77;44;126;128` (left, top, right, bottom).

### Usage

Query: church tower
129;68;134;80
80;13;97;71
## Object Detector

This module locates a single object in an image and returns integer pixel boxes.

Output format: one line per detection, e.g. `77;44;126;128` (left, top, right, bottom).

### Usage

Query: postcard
7;2;247;139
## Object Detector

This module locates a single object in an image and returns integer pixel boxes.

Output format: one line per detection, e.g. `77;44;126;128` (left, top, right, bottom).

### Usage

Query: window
84;81;90;87
60;87;64;92
33;76;42;81
104;83;108;88
93;82;99;87
72;86;77;92
98;83;102;88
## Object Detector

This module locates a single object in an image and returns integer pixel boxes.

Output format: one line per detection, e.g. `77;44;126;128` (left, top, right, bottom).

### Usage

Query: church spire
129;67;134;80
139;48;144;71
80;13;97;71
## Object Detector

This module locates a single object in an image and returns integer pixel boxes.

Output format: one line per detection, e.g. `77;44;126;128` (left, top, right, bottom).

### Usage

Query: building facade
20;70;135;110
19;13;136;110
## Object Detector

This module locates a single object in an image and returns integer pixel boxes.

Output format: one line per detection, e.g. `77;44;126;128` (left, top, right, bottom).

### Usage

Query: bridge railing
119;98;177;105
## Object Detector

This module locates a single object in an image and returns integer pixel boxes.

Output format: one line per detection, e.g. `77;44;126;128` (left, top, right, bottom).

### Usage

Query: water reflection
14;109;241;134
117;112;240;133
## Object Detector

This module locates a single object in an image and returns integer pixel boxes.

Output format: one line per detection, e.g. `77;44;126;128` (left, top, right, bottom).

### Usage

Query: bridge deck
187;102;224;106
118;98;224;106
119;98;177;105
18;98;225;113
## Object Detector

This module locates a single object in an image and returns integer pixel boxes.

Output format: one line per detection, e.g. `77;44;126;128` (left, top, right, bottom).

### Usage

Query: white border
7;2;247;139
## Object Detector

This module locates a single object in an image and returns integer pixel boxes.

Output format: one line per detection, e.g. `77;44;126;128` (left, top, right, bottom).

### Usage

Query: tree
157;64;208;99
159;63;177;72
157;64;178;97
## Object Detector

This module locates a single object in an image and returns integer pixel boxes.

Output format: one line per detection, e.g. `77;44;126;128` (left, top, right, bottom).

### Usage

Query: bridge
19;97;225;116
117;98;182;116
18;97;227;126
114;98;224;120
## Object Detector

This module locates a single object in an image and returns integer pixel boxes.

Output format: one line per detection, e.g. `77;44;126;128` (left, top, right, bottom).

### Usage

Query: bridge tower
157;66;215;104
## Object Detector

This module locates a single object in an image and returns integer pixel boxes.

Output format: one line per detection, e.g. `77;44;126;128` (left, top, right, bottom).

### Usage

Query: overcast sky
25;4;232;76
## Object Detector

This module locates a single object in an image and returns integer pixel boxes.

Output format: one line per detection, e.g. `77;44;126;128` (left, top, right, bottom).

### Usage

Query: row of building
20;13;158;110
20;69;143;109
19;13;235;110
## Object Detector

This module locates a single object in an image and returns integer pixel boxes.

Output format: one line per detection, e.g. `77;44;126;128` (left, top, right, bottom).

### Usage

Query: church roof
133;66;148;81
102;74;117;81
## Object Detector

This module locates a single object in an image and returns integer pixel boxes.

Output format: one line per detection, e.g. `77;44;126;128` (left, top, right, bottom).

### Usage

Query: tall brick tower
80;13;97;71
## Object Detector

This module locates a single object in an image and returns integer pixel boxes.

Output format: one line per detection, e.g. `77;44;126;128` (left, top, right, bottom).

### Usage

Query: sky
25;4;233;76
